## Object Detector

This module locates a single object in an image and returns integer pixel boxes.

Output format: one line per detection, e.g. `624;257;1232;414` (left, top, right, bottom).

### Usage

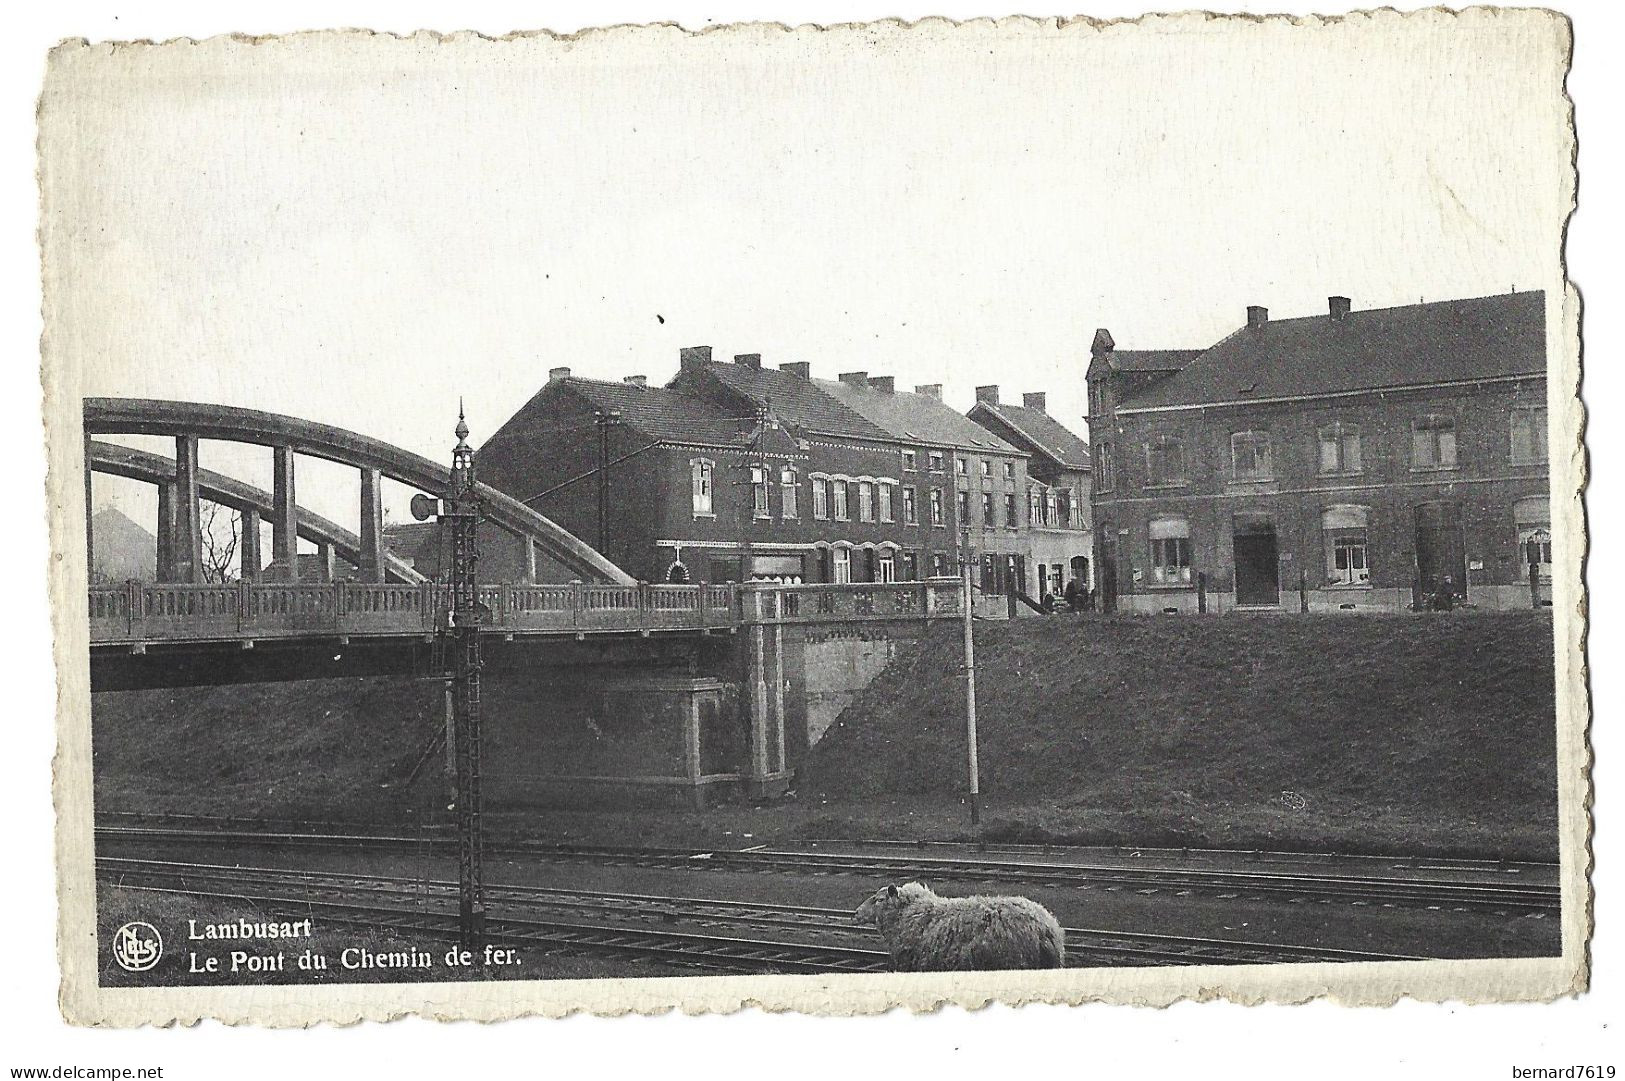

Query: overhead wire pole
961;525;982;826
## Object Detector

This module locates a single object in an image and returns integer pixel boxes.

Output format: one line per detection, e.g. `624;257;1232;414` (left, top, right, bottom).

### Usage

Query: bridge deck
88;580;964;647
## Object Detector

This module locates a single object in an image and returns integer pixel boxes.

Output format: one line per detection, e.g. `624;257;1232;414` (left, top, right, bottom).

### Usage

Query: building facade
1087;291;1550;613
477;347;1030;587
966;386;1095;602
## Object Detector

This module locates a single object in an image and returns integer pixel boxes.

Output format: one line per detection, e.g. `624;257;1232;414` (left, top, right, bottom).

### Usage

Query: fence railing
88;578;962;643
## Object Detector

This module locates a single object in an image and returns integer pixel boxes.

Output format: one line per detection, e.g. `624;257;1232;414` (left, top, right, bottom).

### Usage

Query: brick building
669;350;1029;589
1086;291;1549;613
477;347;1029;586
966;386;1094;601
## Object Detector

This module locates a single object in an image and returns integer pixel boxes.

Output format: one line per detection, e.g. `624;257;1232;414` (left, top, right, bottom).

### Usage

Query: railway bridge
84;398;964;803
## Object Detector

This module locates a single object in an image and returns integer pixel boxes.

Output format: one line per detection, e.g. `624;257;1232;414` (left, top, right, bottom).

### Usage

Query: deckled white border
41;9;1588;1026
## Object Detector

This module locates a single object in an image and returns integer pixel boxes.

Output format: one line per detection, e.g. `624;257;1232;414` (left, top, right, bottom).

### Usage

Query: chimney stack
1247;306;1269;330
679;345;712;370
915;384;942;401
1091;329;1116;356
975;385;1000;405
733;353;762;369
622;375;647;388
1329;296;1352;321
548;366;572;382
780;361;811;380
1023;392;1047;413
870;376;895;394
838;371;869;387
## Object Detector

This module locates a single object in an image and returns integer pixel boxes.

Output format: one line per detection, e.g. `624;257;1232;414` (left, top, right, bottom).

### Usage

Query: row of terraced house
404;287;1549;616
470;347;1095;609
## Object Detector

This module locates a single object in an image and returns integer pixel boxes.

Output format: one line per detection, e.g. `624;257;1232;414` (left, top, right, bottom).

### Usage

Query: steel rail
92;825;1556;916
97;856;1428;968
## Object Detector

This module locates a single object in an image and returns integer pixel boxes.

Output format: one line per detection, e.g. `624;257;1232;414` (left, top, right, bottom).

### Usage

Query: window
1003;461;1015;480
1322;505;1370;586
781;469;799;518
1005;493;1018;526
956;490;970;524
1146;436;1186;486
1412;415;1457;469
1232;431;1272;479
832;547;852;583
902;486;918;525
930;552;948;577
901;552;918;580
812;476;829;519
980;459;993;477
1515;496;1552;576
1511;406;1548;463
956;457;969;476
691;458;714;516
928;451;945;472
1096;442;1115;490
751;466;770;518
929;488;944;527
857;480;875;522
877;551;896;583
1057;489;1073;527
902;449;918;472
1089;380;1106;417
1045;491;1058;526
1028;487;1043;526
1318;422;1363;474
878;483;895;522
832;479;850;520
1149;517;1192;584
982;493;995;527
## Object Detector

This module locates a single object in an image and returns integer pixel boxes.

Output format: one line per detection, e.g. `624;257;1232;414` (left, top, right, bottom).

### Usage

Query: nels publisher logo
112;921;163;972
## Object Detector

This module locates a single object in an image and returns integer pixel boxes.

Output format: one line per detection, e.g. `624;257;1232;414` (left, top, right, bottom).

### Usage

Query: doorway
1414;501;1467;602
1233;516;1279;606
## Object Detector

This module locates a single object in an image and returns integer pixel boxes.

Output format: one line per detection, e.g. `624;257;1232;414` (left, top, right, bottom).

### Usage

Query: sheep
853;881;1067;972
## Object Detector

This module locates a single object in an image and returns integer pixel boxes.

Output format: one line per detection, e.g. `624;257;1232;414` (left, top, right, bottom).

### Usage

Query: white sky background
50;12;1569;538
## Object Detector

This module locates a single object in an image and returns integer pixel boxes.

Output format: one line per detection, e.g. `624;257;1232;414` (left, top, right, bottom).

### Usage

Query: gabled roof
816;379;1022;454
549;377;758;446
968;400;1090;470
1119;291;1546;412
679;363;892;441
1104;349;1205;373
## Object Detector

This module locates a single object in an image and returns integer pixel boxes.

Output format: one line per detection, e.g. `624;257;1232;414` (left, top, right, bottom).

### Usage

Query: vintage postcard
41;9;1586;1025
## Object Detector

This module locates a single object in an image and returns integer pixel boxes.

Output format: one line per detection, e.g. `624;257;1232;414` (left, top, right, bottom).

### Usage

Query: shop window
1149;516;1191;585
1322;505;1370;586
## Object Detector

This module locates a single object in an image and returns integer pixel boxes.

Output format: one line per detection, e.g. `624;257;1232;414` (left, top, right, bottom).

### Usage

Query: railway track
96;823;1562;918
96;856;1427;971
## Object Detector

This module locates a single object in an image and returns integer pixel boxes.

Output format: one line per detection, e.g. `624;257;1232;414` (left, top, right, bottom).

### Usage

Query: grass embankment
801;612;1561;860
92;613;1560;861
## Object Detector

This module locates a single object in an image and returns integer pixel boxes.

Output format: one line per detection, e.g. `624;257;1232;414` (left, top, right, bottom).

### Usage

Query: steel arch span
83;397;633;585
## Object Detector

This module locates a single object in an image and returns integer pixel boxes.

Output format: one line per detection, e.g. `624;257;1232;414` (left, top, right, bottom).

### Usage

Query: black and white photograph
36;6;1587;1029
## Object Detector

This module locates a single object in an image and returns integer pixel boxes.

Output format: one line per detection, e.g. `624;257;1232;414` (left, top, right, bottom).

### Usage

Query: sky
43;11;1572;542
